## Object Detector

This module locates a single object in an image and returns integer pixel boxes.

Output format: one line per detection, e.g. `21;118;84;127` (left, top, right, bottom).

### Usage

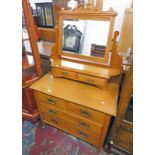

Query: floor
22;120;126;155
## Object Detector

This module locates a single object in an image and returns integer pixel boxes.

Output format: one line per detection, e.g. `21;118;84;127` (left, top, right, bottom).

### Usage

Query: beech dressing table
30;3;122;151
30;73;119;150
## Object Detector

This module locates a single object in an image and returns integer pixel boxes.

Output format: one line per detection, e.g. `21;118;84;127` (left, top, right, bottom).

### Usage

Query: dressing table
30;4;122;151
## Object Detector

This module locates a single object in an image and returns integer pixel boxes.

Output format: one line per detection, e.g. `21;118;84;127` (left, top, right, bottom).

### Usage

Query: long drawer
43;112;100;146
66;102;105;124
40;103;103;134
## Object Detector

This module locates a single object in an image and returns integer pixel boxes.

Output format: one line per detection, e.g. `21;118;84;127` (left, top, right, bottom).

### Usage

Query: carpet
22;120;125;155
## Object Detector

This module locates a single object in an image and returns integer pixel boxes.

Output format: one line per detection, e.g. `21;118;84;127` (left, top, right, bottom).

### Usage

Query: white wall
82;20;110;55
103;0;132;39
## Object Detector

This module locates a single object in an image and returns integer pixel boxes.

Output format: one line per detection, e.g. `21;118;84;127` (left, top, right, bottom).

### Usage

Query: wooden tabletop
30;73;119;116
24;40;55;58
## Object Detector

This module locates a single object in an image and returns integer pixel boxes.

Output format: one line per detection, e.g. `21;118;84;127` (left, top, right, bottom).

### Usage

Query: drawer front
66;102;105;124
40;103;103;134
43;112;62;127
52;68;77;80
78;74;107;89
68;124;99;146
43;113;99;146
36;92;66;109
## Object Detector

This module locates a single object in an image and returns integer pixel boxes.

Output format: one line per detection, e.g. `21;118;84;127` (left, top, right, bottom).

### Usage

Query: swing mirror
58;4;117;65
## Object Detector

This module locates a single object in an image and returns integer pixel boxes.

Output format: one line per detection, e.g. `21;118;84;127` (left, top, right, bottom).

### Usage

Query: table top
30;73;119;116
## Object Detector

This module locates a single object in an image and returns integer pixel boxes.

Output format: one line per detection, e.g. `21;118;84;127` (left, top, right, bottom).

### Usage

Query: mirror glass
62;19;110;58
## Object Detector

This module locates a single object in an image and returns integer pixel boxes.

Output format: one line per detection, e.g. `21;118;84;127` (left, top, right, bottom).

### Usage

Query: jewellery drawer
40;103;103;134
36;92;66;109
66;102;105;124
52;68;77;80
78;74;107;89
43;113;99;146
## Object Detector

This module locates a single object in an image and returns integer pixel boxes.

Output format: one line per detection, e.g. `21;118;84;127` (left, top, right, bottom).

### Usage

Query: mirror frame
57;4;117;66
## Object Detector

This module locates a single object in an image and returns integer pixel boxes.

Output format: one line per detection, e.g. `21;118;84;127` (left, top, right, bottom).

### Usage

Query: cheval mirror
51;3;122;89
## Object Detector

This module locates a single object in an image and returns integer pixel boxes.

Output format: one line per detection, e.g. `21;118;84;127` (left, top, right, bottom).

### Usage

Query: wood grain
37;27;56;42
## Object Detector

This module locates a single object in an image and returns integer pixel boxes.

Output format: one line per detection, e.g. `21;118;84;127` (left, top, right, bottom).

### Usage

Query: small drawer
52;68;77;80
40;103;103;134
66;102;105;124
36;92;66;109
78;74;107;89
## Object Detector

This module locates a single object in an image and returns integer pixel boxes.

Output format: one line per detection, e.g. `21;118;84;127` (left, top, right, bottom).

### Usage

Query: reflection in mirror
62;19;110;58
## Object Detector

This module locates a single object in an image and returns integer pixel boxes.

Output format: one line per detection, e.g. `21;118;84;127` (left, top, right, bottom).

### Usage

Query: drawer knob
80;110;91;117
79;131;88;138
61;72;68;76
49;110;57;115
51;119;58;124
48;99;56;105
80;122;89;128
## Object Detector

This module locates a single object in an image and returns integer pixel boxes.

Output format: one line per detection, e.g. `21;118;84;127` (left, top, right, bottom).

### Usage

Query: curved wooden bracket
110;31;122;69
112;31;119;53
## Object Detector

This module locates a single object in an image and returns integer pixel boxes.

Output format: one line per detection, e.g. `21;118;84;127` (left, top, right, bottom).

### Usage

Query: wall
103;0;132;40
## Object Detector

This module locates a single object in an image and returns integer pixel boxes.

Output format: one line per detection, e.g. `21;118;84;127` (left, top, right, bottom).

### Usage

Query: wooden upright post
22;0;43;77
96;0;104;10
88;0;94;5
